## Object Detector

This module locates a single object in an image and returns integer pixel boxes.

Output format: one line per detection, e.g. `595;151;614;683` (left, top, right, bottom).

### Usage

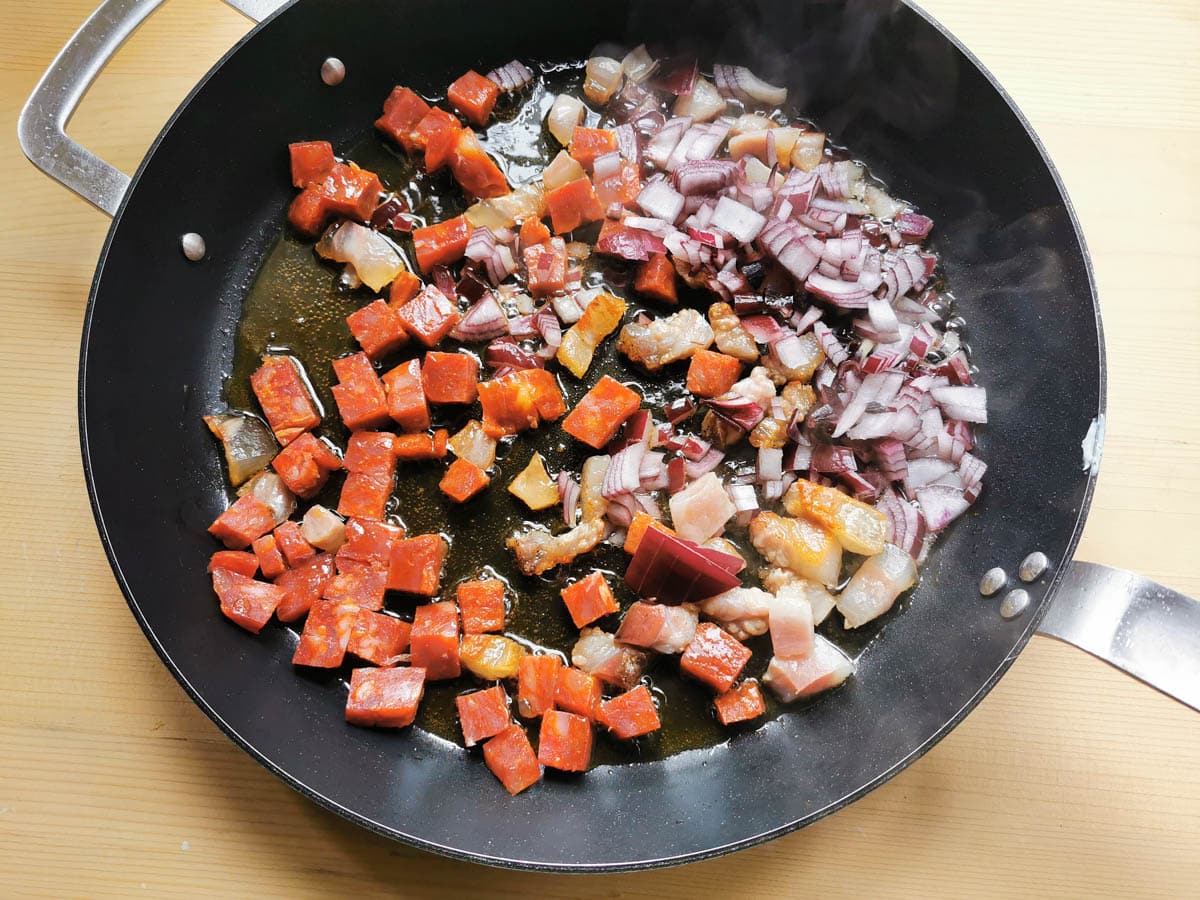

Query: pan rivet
180;232;206;262
321;57;346;86
1019;552;1049;583
1000;588;1030;620
979;567;1006;597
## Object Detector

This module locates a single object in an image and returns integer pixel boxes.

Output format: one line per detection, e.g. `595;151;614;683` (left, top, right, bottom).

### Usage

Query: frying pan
20;0;1200;872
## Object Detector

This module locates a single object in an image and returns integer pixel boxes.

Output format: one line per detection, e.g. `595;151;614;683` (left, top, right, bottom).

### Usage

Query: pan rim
76;0;1106;873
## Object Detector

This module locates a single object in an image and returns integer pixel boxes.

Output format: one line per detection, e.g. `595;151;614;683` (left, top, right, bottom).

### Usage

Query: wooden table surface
2;0;1198;896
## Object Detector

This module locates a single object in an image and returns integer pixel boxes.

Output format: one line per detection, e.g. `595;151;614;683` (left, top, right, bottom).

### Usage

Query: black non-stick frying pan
20;0;1200;872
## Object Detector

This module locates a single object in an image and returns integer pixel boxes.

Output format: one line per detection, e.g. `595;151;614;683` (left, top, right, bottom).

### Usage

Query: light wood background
2;0;1198;896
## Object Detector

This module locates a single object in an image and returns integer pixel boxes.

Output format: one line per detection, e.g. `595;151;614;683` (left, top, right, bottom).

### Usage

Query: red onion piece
707;392;765;432
485;338;544;370
485;60;534;93
711;196;767;243
650;55;699;96
559;471;580;526
624;524;743;604
683;448;726;479
451;293;509;342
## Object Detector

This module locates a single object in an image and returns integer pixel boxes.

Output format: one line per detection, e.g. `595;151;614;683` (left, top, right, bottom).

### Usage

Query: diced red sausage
537;710;593;772
270;432;342;499
347;608;411;665
374;86;431;155
456;685;512;747
251;534;287;579
272;552;335;622
382;358;431;432
482;724;542;795
544;177;604;235
292;599;357;667
412;107;463;173
519;217;551;249
288;186;327;237
559;572;619;629
554;667;601;721
335;518;404;573
569;127;619;171
686;350;742;398
347;300;409;361
395;285;461;348
410;600;460;680
422;352;479;405
331;352;390;431
633;252;678;304
598;685;661;739
517;655;561;718
338;432;397;521
211;568;285;634
477;369;565;439
523;237;567;298
207;550;259;578
208;494;276;550
322;568;388;611
289;141;337;188
680;622;753;692
273;520;316;567
316;162;383;223
388;270;422;307
713;680;766;725
345;666;426;728
561;376;642;449
387;534;447;596
393;430;449;460
457;579;505;634
439;458;490;503
250;356;321;446
450;129;509;200
412;216;471;273
447;70;500;127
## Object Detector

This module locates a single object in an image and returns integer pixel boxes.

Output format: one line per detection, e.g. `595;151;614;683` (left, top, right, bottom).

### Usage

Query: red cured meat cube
331;352;390;431
273;520;316;567
457;579;505;634
387;534;447;596
207;550;258;578
680;622;752;692
537;711;593;772
409;601;460;680
292;600;357;667
559;572;619;629
482;724;542;795
250;356;320;446
383;358;431;432
211;568;285;634
270;432;342;499
554;667;601;721
395;285;461;348
272;552;335;622
208;494;275;550
598;685;661;739
714;680;766;725
347;608;411;666
347;300;409;361
336;518;404;574
289;140;336;188
456;685;512;747
345;666;426;728
251;534;287;579
517;655;561;719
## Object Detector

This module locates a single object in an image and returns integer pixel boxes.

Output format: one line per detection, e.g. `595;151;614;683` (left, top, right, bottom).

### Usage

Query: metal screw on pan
321;57;345;86
1000;589;1031;620
1019;551;1049;583
180;232;206;262
979;567;1007;597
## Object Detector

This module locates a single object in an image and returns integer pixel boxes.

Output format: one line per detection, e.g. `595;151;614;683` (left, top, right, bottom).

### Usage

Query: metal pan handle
1037;562;1200;712
16;0;286;217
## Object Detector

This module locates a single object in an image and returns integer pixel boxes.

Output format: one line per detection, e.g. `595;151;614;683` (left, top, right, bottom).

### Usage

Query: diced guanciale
331;352;390;432
680;622;752;692
250;356;321;446
345;666;426;728
598;685;661;739
459;634;525;680
270;432;342;499
208;494;276;550
483;724;542;795
556;291;627;378
395;285;461;348
347;300;409;360
387;534;447;596
211;568;285;634
594;159;641;209
554;666;601;720
448;70;501;127
347;608;411;666
561;375;641;449
537;710;592;772
517;654;561;718
383;358;431;432
292;599;357;667
412;215;471;273
713;680;766;725
207;550;259;578
477;369;565;438
273;552;335;622
559;571;619;628
422;351;479;404
409;600;460;680
456;685;511;747
457;579;506;634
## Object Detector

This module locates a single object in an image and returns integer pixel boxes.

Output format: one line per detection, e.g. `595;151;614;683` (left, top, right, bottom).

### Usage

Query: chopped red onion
603;443;647;499
915;484;970;532
485;60;534;93
651;55;699;96
896;212;933;241
673;159;738;196
625;525;742;604
740;314;787;345
485;338;544;370
535;309;562;348
812;321;849;365
710;196;767;242
595;221;668;261
559;471;580;526
930;385;987;424
451;293;509;342
811;444;857;474
683;447;726;479
707;392;765;431
593;151;622;180
757;447;783;483
646;117;693;169
712;64;787;105
637;178;685;223
727;483;760;525
667;456;687;493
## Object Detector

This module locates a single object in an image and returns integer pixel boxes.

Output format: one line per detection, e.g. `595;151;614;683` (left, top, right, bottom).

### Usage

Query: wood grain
1;0;1197;896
